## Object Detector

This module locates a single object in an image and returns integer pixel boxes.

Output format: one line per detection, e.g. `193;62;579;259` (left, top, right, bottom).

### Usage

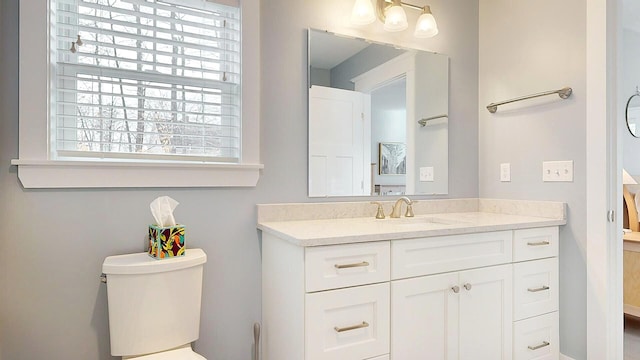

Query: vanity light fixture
350;0;377;25
350;0;439;38
383;0;408;32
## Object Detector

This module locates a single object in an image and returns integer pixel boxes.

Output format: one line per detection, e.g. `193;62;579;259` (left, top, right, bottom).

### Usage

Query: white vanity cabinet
261;226;560;360
392;264;513;359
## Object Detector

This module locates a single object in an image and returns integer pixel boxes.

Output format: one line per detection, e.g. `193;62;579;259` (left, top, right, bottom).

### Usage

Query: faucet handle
370;201;386;219
405;200;417;218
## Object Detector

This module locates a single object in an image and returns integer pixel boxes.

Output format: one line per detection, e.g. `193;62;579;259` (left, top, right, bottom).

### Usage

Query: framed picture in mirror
379;142;406;175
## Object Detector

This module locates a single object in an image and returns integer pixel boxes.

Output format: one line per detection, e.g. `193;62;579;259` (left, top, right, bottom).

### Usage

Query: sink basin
384;216;470;227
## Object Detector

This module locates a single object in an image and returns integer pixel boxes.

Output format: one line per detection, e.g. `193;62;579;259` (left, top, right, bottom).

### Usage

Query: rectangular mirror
308;29;449;197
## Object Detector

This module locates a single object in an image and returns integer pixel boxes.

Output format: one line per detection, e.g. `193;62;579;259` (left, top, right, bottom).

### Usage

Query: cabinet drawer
305;283;390;360
365;355;389;360
513;227;558;262
513;258;558;321
513;312;559;360
391;231;512;279
305;241;390;292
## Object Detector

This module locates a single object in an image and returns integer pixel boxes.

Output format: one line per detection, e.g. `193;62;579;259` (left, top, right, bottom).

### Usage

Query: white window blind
52;0;241;162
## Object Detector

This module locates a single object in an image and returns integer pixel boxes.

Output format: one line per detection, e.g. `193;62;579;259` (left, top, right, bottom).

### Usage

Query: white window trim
12;0;262;189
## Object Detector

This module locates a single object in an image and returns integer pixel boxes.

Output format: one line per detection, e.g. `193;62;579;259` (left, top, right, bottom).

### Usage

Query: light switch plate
542;160;573;182
500;163;511;182
420;166;434;182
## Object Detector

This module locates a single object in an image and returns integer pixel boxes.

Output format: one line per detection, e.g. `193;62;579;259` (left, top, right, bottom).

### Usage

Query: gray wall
330;45;405;91
478;0;587;358
0;1;478;360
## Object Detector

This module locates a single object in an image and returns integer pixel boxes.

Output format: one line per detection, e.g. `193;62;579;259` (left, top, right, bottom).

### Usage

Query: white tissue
150;196;179;227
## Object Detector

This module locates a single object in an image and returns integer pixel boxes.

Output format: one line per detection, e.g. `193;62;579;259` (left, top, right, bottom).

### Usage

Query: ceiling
309;31;370;70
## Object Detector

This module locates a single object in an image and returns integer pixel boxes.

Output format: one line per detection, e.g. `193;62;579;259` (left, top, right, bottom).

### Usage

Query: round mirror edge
626;92;640;138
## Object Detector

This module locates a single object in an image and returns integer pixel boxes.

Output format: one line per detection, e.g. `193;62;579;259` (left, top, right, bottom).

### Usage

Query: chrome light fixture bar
350;0;439;38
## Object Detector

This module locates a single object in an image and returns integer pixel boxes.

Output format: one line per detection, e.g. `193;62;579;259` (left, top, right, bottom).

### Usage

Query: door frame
586;0;623;358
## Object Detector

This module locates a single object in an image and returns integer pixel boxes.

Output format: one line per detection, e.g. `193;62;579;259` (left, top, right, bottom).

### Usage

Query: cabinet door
513;258;558;321
513;312;559;360
391;272;459;360
305;283;389;360
458;264;513;360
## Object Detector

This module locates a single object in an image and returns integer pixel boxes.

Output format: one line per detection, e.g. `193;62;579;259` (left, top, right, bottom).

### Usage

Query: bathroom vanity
257;199;566;360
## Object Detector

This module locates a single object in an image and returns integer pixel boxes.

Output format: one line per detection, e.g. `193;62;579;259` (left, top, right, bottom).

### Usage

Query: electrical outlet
542;160;573;182
500;163;511;182
420;167;434;182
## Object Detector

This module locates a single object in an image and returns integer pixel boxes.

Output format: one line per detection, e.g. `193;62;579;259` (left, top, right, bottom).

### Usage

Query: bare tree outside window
54;0;241;162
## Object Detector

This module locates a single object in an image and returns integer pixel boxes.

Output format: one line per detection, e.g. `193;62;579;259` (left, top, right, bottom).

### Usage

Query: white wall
414;52;449;195
478;0;587;358
371;80;406;186
623;29;640;174
0;0;479;359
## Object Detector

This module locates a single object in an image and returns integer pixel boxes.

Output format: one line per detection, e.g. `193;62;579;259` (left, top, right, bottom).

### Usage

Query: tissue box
148;224;185;259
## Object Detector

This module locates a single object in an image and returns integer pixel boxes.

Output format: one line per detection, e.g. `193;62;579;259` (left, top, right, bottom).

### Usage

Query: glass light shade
383;5;408;32
624;169;638;185
414;10;439;38
350;0;376;25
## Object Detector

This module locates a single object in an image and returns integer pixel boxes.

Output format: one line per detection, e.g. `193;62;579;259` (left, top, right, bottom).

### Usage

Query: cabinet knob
463;283;472;291
451;285;460;293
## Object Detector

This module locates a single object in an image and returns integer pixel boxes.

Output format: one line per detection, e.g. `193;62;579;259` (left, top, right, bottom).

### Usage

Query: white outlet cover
542;160;574;182
420;166;434;182
500;163;511;182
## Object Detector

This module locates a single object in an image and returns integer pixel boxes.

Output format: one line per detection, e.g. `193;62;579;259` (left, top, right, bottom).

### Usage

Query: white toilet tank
102;248;207;357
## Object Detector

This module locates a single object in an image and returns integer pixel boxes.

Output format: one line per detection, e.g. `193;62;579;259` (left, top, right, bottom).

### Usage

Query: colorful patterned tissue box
148;224;185;259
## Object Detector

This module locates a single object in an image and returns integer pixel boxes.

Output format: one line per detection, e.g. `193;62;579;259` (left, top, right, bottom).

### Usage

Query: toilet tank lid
102;248;206;275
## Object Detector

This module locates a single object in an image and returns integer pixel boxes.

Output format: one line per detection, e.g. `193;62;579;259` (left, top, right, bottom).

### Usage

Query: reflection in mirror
627;91;640;138
308;29;449;197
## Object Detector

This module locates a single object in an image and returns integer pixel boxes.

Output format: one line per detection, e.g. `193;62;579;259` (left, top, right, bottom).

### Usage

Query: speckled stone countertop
257;199;567;247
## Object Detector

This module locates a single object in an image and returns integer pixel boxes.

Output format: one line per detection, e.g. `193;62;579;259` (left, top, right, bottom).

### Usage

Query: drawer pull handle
334;261;370;269
451;286;460;293
528;341;550;350
463;283;472;291
527;285;550;292
334;321;369;333
527;241;550;246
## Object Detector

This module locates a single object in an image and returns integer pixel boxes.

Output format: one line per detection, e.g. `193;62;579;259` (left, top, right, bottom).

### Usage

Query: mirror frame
626;91;640;138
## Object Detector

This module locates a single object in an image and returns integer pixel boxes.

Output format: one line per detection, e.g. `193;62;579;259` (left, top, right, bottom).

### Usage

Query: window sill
10;159;264;189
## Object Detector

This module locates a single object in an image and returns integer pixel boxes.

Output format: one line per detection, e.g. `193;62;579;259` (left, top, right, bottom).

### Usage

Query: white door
309;85;371;196
391;272;459;360
458;264;513;360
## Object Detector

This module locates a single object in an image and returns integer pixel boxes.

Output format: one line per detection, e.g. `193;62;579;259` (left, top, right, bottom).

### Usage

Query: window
13;0;261;188
55;0;241;162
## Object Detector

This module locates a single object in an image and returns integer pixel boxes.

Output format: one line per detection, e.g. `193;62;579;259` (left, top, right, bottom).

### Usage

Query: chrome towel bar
486;87;572;113
418;114;448;126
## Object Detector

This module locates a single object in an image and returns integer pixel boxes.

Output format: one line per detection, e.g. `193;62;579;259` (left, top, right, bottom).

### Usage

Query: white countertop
258;212;566;247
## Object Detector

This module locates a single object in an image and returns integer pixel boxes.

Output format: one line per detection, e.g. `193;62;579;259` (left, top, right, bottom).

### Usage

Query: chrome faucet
390;196;415;218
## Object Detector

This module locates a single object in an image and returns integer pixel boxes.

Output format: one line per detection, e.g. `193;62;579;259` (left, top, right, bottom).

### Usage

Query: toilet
102;248;207;359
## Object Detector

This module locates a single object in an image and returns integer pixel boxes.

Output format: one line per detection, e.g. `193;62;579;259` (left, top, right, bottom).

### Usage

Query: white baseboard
561;354;576;360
